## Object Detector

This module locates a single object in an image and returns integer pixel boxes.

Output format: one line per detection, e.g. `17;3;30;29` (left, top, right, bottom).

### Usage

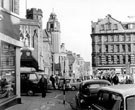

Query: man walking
50;74;56;89
38;75;47;98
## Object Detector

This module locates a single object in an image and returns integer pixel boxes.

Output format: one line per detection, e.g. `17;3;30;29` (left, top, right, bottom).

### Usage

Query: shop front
0;8;23;109
0;39;22;109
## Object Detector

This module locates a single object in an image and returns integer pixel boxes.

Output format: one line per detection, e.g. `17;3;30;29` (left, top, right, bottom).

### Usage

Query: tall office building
91;14;135;76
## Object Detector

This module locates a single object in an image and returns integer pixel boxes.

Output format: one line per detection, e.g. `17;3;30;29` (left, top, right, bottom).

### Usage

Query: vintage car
68;78;82;90
58;78;82;90
21;71;41;96
75;79;111;110
89;84;135;110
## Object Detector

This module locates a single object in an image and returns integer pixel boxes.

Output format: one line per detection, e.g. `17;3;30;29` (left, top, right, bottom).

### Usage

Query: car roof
81;79;111;86
99;84;135;97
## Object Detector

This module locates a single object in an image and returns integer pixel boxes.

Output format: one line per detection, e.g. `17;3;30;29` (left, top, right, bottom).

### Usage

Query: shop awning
21;48;38;71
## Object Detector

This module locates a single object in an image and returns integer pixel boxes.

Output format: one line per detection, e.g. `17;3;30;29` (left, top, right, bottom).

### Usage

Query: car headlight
80;99;85;103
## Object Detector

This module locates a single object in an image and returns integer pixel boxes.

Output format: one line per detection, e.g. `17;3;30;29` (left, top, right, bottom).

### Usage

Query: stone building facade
91;14;135;76
20;8;44;71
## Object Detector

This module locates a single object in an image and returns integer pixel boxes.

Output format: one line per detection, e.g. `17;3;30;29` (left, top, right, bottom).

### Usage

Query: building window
123;55;126;64
126;34;131;41
0;0;4;7
106;22;111;30
104;36;108;42
50;23;54;29
110;45;114;53
105;45;108;52
128;55;131;64
99;56;102;65
106;56;109;64
98;36;102;42
111;55;114;64
114;35;119;42
0;42;16;100
127;44;131;52
120;35;125;41
128;24;134;29
117;55;120;64
108;35;113;42
122;45;125;52
113;24;118;30
100;24;104;31
116;45;119;52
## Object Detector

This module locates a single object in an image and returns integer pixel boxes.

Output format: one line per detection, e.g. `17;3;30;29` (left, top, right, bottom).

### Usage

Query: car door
90;90;123;110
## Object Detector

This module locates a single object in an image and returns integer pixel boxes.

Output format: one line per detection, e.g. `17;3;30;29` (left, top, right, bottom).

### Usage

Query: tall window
127;44;131;52
0;0;4;7
122;45;125;52
113;24;118;30
116;45;119;52
111;55;114;64
117;55;120;64
106;22;111;30
123;55;126;64
128;55;131;64
106;56;109;64
99;56;102;65
100;24;104;31
114;35;119;42
126;35;131;41
104;36;108;42
105;45;108;52
0;0;19;14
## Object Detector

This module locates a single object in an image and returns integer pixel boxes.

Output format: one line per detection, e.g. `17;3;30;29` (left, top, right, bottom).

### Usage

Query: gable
92;14;125;33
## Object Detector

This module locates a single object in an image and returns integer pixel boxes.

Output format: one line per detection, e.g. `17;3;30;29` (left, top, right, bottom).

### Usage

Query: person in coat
38;75;47;98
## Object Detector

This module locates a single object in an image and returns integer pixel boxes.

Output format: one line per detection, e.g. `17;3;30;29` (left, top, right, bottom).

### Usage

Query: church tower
46;12;61;75
46;12;61;53
26;8;43;28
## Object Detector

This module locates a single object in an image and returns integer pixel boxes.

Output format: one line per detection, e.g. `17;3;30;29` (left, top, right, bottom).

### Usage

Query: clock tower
46;12;61;75
47;12;61;53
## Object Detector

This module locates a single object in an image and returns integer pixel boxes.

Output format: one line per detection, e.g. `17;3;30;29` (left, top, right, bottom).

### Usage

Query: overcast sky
20;0;135;62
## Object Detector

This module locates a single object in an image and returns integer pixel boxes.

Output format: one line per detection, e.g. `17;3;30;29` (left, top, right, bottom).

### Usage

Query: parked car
58;78;82;90
21;71;41;96
58;78;72;90
89;84;135;110
70;78;82;90
75;79;111;110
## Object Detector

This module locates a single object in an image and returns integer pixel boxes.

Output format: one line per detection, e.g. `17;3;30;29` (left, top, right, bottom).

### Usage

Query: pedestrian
112;73;119;85
38;75;47;98
50;74;56;89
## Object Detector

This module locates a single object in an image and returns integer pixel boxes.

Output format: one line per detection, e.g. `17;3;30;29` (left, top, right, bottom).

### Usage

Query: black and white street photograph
1;0;135;110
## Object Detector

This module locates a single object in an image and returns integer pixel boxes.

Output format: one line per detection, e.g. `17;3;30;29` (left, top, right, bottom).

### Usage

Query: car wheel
71;86;76;91
27;90;34;96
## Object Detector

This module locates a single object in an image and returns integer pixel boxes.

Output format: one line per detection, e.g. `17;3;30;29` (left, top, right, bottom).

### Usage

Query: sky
20;0;135;62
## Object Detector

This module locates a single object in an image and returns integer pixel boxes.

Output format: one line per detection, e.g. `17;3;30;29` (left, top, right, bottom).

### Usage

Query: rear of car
75;80;111;110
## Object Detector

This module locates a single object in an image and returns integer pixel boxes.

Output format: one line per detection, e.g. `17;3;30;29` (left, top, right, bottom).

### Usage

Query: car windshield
126;96;135;110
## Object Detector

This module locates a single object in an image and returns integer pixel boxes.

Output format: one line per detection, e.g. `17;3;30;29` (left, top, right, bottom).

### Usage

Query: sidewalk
6;95;72;110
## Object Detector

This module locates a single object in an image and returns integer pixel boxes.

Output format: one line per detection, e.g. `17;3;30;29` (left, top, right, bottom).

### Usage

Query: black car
21;71;41;96
75;79;111;110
